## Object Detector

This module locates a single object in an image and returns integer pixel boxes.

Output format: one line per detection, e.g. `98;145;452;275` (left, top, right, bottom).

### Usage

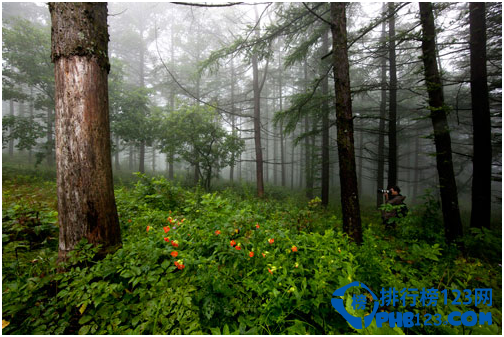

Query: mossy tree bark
331;3;362;244
49;2;121;261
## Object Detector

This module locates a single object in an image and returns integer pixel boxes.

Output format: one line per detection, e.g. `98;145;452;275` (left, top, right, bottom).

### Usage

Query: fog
2;2;502;223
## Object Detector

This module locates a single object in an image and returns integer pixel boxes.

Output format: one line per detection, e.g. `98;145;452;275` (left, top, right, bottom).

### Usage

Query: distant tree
419;2;463;243
469;2;492;229
49;2;121;260
331;2;362;244
113;86;158;166
2;17;54;164
158;105;244;190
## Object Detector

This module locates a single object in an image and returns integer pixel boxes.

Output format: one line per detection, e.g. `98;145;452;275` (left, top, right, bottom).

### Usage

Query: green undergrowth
2;173;502;334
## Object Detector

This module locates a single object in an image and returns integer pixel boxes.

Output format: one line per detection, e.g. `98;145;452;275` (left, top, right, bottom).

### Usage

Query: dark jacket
382;195;406;221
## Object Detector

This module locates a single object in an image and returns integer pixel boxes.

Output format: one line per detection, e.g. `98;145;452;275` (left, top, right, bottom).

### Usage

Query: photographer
379;186;407;229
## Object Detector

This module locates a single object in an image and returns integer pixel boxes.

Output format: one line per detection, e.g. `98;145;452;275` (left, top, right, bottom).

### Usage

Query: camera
377;189;390;194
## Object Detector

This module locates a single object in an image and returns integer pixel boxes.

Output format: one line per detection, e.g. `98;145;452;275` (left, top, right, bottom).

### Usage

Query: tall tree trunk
128;144;134;170
230;60;236;182
303;59;313;199
9;100;15;156
29;88;34;164
321;29;330;207
413;129;420;203
331;2;362;244
138;25;146;174
387;2;398;188
50;2;121;261
279;53;286;187
377;7;387;208
469;2;492;229
252;9;265;198
419;2;463;243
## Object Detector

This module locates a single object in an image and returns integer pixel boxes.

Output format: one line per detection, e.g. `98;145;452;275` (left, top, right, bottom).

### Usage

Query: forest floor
2;163;502;335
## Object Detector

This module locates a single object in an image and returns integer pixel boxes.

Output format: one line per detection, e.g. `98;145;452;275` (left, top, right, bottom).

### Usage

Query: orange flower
268;268;273;275
249;252;254;257
262;253;266;258
215;230;221;235
268;238;274;244
291;246;298;252
235;245;241;251
128;219;132;223
164;226;170;233
174;260;185;270
181;218;186;223
255;223;260;229
146;226;151;232
230;240;236;247
171;251;178;257
164;237;170;242
171;240;179;248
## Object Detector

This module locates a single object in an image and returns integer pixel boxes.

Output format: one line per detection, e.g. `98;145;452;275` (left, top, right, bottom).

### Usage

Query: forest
2;2;502;335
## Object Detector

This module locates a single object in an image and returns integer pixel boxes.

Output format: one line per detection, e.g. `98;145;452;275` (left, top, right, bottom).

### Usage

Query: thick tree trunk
469;2;492;229
377;6;387;208
387;2;398;188
331;2;362;244
419;2;463;243
50;2;121;261
321;29;330;207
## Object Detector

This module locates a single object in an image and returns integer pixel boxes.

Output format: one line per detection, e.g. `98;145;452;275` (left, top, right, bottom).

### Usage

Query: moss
49;2;110;72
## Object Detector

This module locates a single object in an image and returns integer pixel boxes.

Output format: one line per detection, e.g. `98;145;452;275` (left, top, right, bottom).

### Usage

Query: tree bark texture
50;2;121;261
419;2;463;243
331;2;362;244
321;29;330;207
387;2;398;188
469;2;492;229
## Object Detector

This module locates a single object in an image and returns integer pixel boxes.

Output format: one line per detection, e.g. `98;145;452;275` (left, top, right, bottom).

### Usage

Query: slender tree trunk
252;10;265;198
114;134;121;171
279;54;286;187
387;2;398;188
152;143;156;172
321;29;330;207
139;140;145;173
419;2;463;243
358;118;363;197
50;2;121;261
128;144;134;170
9;100;15;156
290;136;295;189
469;2;492;229
377;8;387;207
29;88;34;163
46;109;54;166
413;129;420;203
331;2;362;244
